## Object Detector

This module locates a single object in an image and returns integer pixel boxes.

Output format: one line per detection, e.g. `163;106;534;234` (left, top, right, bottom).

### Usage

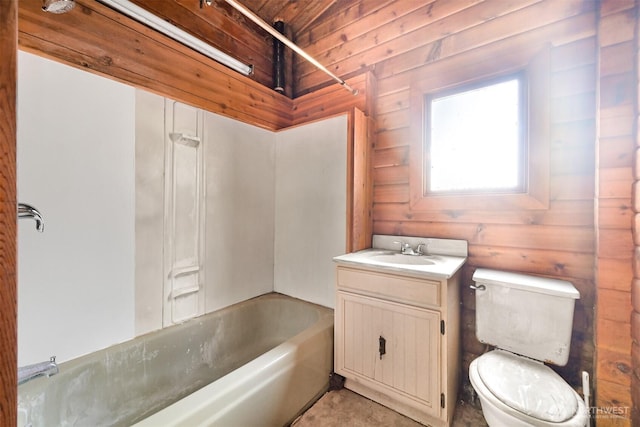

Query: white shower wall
135;92;346;334
203;111;276;313
18;51;347;362
17;51;136;366
274;117;348;308
135;92;276;335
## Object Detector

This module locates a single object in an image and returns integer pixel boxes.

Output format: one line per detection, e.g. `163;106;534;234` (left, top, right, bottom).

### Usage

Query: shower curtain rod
223;0;359;96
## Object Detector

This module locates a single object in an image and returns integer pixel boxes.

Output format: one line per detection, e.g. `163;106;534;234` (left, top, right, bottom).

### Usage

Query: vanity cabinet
334;265;461;427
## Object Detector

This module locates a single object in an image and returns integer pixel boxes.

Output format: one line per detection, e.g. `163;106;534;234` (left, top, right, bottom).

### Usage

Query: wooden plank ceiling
237;0;338;34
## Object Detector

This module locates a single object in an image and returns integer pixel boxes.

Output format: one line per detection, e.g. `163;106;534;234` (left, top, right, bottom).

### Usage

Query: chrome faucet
18;356;58;385
18;203;44;232
394;241;427;255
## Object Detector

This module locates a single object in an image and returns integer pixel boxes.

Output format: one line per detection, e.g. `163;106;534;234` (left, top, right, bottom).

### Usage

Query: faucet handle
393;241;409;252
416;243;427;255
394;241;417;255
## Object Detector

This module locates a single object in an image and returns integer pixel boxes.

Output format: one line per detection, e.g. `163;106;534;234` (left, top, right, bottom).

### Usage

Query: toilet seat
470;350;588;427
475;350;578;422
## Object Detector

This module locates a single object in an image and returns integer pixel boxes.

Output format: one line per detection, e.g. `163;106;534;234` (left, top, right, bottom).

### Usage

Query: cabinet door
335;291;441;416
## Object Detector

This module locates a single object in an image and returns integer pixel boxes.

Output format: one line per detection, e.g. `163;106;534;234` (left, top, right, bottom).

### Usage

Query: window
408;47;549;211
425;74;527;195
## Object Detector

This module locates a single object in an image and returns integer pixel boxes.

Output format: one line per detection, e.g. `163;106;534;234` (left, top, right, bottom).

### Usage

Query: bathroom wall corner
134;89;166;336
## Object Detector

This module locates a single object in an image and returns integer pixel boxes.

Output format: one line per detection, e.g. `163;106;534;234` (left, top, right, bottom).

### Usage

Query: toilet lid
476;350;578;423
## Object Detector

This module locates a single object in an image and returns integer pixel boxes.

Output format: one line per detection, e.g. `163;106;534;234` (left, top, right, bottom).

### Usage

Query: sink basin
370;253;436;265
333;236;468;279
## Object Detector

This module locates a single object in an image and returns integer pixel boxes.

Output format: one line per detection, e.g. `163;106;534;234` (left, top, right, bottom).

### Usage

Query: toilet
469;268;589;427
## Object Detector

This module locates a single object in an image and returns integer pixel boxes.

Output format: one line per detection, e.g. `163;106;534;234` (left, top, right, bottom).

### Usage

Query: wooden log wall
597;1;636;425
298;0;600;401
605;0;640;425
0;1;18;425
635;1;640;424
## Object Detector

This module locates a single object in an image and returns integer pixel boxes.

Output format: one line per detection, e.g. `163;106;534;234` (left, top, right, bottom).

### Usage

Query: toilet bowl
469;269;587;427
469;350;588;427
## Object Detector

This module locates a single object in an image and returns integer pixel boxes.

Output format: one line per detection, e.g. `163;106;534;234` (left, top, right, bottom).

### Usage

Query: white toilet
469;268;589;427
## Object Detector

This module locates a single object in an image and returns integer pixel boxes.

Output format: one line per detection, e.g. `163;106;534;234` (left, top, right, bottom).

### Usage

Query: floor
292;388;488;427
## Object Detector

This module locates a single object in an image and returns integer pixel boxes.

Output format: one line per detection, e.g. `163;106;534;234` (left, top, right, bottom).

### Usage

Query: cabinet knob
379;336;386;359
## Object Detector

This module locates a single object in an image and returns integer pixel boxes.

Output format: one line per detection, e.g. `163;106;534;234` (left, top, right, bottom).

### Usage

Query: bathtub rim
18;292;334;427
133;293;334;426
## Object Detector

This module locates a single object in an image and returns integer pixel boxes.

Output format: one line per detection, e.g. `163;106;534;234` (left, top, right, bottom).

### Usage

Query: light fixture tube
97;0;253;76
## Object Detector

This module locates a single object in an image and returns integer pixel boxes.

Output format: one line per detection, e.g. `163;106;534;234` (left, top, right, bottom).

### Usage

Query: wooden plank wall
298;0;600;398
128;0;275;91
0;1;17;425
17;0;376;132
598;1;639;425
129;0;338;96
376;0;598;390
635;2;640;424
291;72;374;125
18;0;291;131
296;0;597;96
634;9;640;426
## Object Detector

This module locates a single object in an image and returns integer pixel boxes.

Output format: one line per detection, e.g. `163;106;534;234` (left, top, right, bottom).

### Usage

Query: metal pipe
273;20;286;94
224;0;358;96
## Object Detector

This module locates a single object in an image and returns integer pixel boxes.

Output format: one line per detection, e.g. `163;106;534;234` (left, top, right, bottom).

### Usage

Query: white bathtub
18;293;334;427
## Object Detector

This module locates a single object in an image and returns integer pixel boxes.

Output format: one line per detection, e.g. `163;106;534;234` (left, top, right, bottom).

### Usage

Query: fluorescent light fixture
97;0;253;76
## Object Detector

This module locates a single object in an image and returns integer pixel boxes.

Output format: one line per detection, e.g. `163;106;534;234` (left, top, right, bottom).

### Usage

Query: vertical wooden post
631;2;640;425
0;0;18;424
597;1;637;425
350;108;373;251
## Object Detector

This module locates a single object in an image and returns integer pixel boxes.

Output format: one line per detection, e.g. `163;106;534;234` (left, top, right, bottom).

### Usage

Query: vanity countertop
333;235;468;279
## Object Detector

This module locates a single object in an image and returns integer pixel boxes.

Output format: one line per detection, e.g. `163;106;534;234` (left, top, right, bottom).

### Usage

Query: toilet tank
472;268;580;366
